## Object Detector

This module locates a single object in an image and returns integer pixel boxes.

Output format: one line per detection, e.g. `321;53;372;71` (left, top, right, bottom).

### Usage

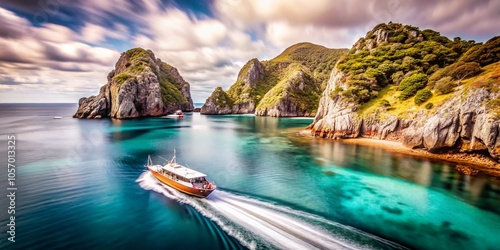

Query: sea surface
0;103;499;250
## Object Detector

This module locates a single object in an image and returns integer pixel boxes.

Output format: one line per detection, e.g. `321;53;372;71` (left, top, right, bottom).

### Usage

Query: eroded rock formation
74;48;193;119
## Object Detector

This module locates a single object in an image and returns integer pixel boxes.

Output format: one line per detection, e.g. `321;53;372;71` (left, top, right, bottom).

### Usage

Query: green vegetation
256;64;320;113
157;62;188;105
414;89;432;105
205;23;500;118
339;22;500;120
449;62;481;80
272;42;348;89
434;76;456;95
357;55;500;121
460;36;500;66
487;96;500;118
211;43;348;115
117;48;190;106
399;73;428;100
335;22;479;104
429;61;481;88
113;73;132;85
379;99;391;107
330;86;344;99
209;87;233;108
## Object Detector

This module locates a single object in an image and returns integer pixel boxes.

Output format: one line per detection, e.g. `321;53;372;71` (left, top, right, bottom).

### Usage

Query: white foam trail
136;172;405;250
137;172;257;249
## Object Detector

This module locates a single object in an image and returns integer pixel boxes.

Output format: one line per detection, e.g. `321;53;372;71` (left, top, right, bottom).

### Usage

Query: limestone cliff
201;43;348;116
310;23;500;161
201;59;263;114
74;48;193;119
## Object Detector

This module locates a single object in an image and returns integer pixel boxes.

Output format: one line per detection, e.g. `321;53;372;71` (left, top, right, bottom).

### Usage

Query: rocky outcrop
310;22;500;162
200;87;234;114
310;69;500;161
201;43;348;116
311;69;363;138
201;59;263;115
353;23;422;52
402;88;500;159
255;70;317;117
74;48;193;119
240;58;264;88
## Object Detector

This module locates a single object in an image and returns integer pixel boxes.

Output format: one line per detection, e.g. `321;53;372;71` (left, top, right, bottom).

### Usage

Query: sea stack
74;48;194;119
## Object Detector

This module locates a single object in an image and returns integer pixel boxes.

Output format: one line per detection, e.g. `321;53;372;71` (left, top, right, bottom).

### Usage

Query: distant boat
53;116;62;119
146;151;216;198
165;110;184;118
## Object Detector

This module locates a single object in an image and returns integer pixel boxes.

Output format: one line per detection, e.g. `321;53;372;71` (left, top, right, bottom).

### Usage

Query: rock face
200;87;234;114
241;58;265;88
311;71;500;161
310;23;500;161
255;70;317;117
201;43;348;116
201;59;263;115
309;69;362;138
74;48;193;119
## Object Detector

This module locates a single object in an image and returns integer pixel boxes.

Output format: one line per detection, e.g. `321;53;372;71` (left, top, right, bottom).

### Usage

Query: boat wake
136;172;406;250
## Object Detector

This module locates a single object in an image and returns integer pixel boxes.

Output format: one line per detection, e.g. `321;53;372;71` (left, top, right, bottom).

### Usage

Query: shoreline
297;129;500;177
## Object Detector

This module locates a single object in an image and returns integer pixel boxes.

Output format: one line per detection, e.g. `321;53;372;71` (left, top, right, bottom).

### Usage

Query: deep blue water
0;103;499;250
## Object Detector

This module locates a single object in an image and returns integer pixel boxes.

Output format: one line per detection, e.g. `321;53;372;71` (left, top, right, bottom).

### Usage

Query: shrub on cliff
114;73;131;85
336;23;471;104
414;89;433;105
210;87;234;108
460;36;500;66
434;76;456;95
428;61;481;88
449;62;481;80
380;99;391;107
391;71;404;85
399;73;428;100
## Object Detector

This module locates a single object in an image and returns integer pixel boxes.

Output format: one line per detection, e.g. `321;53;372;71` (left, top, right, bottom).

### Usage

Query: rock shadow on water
323;170;336;176
420;221;470;242
363;186;378;195
381;205;403;215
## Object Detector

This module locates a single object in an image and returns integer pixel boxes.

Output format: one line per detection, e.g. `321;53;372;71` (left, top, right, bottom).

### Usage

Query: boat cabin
157;162;210;188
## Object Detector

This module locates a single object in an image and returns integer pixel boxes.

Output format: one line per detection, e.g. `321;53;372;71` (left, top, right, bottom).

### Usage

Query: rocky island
309;22;500;164
201;43;348;116
74;48;194;119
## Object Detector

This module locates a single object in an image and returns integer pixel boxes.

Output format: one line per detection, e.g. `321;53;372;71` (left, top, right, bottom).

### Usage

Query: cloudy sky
0;0;499;103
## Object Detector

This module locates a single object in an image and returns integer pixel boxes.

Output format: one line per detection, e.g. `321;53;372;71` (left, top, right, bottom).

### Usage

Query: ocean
0;103;499;250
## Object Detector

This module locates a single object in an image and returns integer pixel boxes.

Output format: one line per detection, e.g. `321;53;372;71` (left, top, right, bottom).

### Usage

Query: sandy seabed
297;129;500;177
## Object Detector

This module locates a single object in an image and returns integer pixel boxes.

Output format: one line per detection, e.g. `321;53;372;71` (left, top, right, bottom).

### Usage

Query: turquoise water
0;104;499;249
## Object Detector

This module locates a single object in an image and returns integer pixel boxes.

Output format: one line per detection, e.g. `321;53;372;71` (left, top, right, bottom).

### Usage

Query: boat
53;116;62;119
146;151;216;198
166;110;184;118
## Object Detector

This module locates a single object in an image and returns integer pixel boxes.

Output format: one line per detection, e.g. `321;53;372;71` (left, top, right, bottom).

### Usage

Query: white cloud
0;7;120;102
80;23;107;43
130;3;268;102
35;23;76;43
2;0;500;103
80;22;130;44
136;8;231;51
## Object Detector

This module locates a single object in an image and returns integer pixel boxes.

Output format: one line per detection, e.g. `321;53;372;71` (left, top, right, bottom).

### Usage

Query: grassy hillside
271;42;347;89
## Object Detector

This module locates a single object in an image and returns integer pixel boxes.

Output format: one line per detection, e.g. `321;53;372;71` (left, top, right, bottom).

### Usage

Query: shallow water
0;103;499;249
